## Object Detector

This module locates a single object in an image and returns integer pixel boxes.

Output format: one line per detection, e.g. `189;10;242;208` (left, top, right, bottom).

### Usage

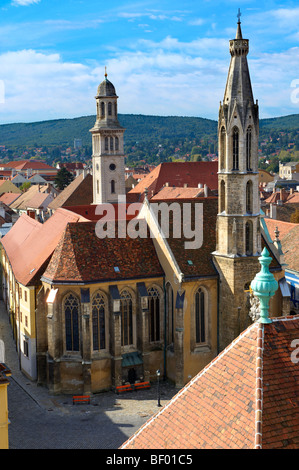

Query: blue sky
1;0;299;124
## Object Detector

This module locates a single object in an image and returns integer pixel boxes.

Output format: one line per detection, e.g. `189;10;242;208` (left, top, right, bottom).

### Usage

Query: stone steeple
213;13;262;351
90;70;126;204
222;13;258;131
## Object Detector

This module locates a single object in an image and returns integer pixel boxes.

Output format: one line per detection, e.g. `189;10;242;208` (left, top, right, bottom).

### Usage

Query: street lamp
156;369;161;407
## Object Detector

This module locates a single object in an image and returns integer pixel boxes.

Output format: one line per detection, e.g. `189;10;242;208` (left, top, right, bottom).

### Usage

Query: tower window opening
246;127;252;171
108;102;112;116
105;137;108;151
101;102;105;118
245;221;253;256
220;180;226;213
110;137;114;151
232;127;239;170
246;180;253;214
220;127;226;171
111;180;115;194
115;136;119;151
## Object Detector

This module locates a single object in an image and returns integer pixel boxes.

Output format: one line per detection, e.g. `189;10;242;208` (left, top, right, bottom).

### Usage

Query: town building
0;17;288;395
0;363;11;449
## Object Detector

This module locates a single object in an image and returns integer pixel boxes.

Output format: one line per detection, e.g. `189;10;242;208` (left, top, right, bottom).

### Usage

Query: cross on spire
237;8;241;23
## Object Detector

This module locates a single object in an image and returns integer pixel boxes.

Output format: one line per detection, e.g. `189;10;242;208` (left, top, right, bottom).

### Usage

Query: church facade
1;17;289;394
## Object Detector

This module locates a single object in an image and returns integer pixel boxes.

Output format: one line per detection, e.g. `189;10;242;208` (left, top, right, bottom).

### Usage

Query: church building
1;16;289;395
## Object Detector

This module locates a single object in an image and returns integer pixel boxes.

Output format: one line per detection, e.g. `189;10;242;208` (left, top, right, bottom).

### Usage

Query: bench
72;395;90;405
116;381;151;394
116;384;133;394
134;381;151;391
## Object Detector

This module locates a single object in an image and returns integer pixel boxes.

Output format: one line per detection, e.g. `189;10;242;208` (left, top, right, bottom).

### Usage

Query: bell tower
213;12;262;350
90;70;126;204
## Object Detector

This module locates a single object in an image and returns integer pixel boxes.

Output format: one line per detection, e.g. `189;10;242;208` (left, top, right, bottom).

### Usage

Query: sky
1;0;299;124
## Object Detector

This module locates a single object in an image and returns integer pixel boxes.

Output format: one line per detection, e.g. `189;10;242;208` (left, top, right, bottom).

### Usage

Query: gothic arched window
246;180;253;214
64;293;80;352
108;102;112;116
92;292;106;350
220;127;226;170
148;287;161;342
166;282;174;345
232;127;239;171
101;102;105;118
120;290;133;346
195;288;206;344
245;221;253;255
246;127;252;171
111;180;115;194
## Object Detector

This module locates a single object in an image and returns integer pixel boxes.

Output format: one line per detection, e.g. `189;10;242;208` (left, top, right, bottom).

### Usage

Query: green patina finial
250;247;278;324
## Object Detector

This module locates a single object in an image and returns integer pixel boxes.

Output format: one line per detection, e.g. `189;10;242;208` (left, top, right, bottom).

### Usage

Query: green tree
54;167;74;190
20;181;31;192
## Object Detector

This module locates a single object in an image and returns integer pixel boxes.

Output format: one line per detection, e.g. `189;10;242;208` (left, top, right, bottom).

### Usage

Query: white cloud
1;32;299;125
12;0;40;6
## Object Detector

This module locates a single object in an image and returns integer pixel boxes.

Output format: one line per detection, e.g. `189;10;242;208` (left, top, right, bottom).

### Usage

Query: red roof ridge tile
255;323;264;449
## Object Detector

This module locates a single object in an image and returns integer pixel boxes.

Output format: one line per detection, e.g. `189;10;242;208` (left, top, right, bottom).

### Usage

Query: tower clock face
109;163;116;171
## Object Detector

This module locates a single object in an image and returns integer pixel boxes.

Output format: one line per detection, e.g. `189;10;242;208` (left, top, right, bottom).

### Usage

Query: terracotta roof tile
42;221;164;283
122;316;299;449
129;162;218;200
1;208;87;286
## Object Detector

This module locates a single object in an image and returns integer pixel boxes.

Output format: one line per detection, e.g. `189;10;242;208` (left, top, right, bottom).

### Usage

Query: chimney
184;183;188;188
204;184;208;197
270;203;277;219
198;183;203;188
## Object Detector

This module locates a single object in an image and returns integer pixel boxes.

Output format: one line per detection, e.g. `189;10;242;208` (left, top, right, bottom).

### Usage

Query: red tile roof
1;208;88;286
42;221;164;283
0;193;21;206
122;316;299;449
25;192;53;209
151;186;213;200
129;162;218;201
2;160;57;171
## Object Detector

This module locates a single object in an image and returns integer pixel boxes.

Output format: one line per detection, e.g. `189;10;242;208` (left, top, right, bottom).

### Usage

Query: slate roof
48;173;93;210
128;162;218;201
122;315;299;449
42;221;164;284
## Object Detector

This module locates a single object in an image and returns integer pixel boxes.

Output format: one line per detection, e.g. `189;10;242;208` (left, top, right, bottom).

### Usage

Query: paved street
0;301;177;449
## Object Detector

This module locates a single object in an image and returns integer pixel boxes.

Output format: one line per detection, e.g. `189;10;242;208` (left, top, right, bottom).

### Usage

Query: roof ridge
255;323;264;449
121;321;258;449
